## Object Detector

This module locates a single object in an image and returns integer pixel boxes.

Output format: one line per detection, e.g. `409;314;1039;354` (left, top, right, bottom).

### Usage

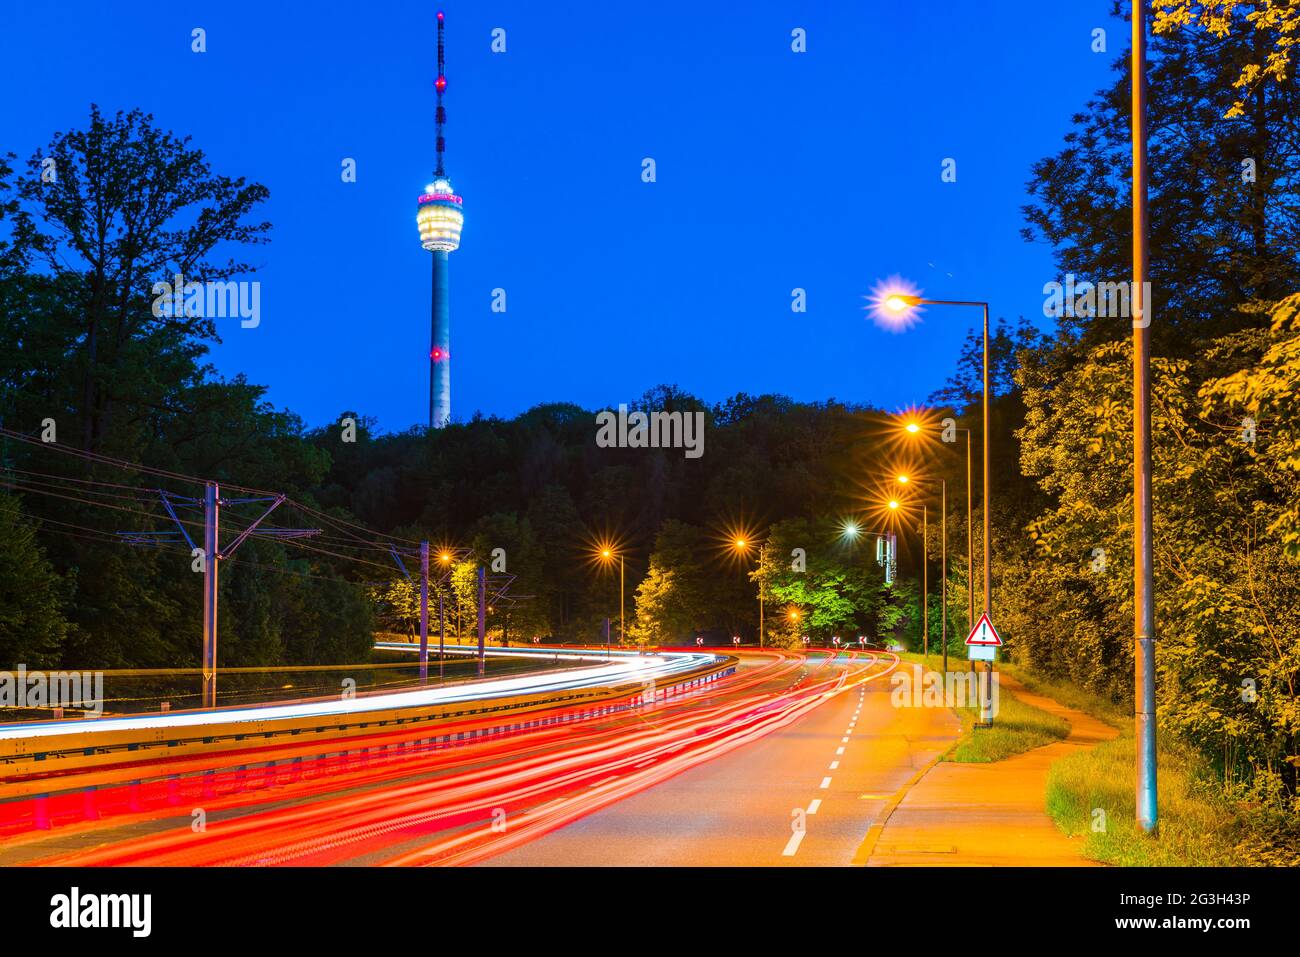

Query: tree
754;517;891;644
627;565;678;646
1155;0;1300;117
0;494;71;668
14;105;271;452
1022;9;1300;350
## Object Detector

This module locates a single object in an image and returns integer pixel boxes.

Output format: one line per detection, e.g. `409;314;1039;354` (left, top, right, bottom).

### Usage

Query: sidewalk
860;673;1120;866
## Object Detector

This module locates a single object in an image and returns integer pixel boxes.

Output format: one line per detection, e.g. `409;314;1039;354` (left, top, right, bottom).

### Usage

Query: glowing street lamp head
439;551;452;563
896;474;910;484
734;538;747;550
888;499;900;511
867;276;924;331
841;520;860;540
904;421;921;434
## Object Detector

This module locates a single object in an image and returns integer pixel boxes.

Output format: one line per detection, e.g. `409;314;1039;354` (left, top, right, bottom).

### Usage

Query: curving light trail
22;650;899;867
0;647;719;743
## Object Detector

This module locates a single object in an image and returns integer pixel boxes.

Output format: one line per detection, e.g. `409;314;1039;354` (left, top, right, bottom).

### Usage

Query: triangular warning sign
965;612;1002;646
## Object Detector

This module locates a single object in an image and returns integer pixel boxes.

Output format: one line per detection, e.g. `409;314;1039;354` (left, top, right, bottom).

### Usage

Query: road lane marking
841;736;849;743
836;746;845;755
807;799;821;814
819;776;832;789
829;761;839;770
782;829;806;857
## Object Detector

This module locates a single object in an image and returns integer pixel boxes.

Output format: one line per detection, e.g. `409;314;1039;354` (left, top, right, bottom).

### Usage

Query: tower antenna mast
435;10;447;177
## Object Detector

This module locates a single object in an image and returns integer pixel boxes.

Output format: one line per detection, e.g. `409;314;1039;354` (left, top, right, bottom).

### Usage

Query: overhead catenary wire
0;424;426;575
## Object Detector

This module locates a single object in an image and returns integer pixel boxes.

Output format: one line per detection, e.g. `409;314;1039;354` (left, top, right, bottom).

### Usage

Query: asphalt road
481;652;960;866
3;650;958;866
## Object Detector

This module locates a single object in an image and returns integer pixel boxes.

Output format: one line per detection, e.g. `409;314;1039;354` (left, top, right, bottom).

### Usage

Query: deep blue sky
2;1;1119;432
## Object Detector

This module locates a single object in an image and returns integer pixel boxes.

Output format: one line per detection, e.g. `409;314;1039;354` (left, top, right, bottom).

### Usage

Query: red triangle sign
965;612;1002;646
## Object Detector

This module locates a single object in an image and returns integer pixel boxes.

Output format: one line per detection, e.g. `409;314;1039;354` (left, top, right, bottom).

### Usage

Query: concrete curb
850;737;957;866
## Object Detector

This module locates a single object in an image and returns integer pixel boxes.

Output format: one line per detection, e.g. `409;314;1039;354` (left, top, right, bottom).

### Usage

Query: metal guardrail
0;655;736;803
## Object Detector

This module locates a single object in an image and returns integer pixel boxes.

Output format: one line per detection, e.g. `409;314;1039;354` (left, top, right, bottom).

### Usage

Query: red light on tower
437;10;444;21
435;75;447;93
430;347;448;362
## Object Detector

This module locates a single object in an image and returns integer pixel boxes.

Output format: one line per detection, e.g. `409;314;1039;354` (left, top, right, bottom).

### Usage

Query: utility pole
476;565;486;677
604;616;611;655
419;542;430;683
201;483;220;710
1132;0;1158;833
127;483;315;710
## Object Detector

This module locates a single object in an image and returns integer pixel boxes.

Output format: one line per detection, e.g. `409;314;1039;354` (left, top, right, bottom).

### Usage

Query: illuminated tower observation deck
418;10;463;430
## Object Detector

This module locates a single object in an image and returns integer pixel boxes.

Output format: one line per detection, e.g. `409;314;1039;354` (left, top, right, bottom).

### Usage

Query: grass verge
895;653;1069;763
991;661;1299;866
1045;731;1300;866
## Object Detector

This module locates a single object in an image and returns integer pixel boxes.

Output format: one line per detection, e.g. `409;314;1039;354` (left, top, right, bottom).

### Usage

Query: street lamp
596;546;625;653
894;472;949;672
904;418;975;638
435;549;455;677
883;293;992;626
733;537;767;647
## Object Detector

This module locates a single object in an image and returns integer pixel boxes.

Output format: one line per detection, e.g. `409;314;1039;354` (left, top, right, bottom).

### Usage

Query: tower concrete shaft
429;250;451;428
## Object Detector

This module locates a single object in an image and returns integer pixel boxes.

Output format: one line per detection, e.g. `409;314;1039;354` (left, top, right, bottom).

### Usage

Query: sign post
965;612;1002;727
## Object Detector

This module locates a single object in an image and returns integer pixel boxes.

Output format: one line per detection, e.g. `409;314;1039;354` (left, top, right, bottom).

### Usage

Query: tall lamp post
733;538;767;647
1132;1;1157;833
896;473;948;671
884;498;916;650
437;550;454;679
885;295;992;623
599;547;625;649
904;419;975;636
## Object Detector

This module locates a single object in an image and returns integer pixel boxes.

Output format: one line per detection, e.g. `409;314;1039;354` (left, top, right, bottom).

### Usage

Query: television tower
417;9;464;429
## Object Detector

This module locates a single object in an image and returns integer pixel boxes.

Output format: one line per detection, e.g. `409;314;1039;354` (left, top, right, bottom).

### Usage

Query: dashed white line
807;799;822;814
819;776;832;789
782;829;806;857
829;761;840;770
835;746;845;755
841;736;849;743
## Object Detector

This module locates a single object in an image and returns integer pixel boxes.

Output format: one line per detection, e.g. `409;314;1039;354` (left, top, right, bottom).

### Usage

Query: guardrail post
81;786;98;821
33;794;51;830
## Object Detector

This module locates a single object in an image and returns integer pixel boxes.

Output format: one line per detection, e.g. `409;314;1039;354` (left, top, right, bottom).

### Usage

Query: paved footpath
860;672;1120;867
